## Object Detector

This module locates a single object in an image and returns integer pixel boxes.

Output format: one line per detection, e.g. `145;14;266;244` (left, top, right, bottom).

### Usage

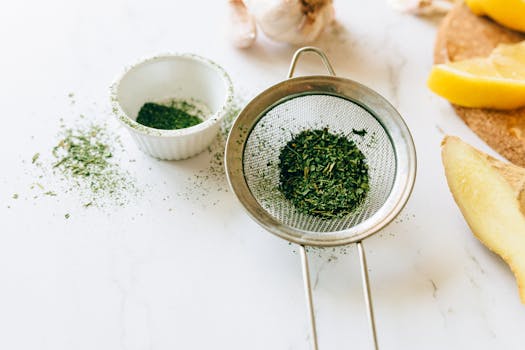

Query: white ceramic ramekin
111;53;233;160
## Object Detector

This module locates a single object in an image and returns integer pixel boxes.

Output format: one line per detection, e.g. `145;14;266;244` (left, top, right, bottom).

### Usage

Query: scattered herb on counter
31;183;45;190
46;121;139;207
175;99;243;207
278;128;369;218
15;93;142;212
64;213;70;219
53;124;112;177
136;101;203;130
32;153;40;164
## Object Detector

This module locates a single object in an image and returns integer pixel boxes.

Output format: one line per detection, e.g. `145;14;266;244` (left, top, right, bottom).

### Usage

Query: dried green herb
352;128;367;137
53;125;113;178
51;123;136;205
278;128;369;218
136;101;202;130
31;183;45;190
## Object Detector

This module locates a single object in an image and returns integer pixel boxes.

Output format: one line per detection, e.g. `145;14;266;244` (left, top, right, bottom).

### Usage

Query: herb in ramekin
136;100;203;130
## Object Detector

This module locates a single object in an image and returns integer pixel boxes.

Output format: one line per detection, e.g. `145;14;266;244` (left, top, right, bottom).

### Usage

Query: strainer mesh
243;94;397;233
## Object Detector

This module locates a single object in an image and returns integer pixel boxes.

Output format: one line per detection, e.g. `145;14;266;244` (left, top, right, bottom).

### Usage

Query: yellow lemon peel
466;0;525;33
428;41;525;109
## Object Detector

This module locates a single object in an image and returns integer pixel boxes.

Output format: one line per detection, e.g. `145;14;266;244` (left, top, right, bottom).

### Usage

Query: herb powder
278;128;369;218
136;101;202;130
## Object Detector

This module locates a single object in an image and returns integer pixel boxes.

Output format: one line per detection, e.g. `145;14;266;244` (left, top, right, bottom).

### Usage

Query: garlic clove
244;0;334;45
228;0;257;48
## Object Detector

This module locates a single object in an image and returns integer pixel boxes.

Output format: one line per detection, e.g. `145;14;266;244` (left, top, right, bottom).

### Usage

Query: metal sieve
225;47;416;350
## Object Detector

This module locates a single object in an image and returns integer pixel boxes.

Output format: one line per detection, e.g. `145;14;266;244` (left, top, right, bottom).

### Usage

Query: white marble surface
1;1;524;349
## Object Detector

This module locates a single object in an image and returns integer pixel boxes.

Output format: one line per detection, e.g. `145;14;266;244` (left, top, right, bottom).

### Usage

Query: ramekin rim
110;52;234;138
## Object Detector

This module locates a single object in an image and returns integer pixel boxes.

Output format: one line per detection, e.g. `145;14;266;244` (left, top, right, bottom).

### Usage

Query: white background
1;0;523;349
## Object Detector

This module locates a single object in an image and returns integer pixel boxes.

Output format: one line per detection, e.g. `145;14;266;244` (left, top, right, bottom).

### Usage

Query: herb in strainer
279;128;369;218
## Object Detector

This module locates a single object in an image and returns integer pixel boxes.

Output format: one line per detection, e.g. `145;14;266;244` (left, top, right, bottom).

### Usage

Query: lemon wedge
466;0;525;33
428;41;525;109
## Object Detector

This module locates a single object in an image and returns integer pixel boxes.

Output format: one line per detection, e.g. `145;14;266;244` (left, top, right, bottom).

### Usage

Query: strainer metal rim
225;75;416;247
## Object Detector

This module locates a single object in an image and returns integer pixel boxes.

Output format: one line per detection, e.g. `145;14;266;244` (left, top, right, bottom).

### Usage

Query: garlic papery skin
244;0;334;45
228;0;257;48
388;0;458;16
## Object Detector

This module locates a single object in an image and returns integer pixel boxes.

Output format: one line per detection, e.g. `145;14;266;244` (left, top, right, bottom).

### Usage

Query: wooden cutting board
434;3;525;167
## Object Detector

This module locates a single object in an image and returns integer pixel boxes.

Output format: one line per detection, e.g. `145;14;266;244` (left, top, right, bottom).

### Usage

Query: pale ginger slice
441;136;525;303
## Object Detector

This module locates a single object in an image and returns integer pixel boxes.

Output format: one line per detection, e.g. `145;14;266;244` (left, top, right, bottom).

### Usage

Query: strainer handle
300;245;319;350
300;242;379;350
287;47;336;79
357;241;379;350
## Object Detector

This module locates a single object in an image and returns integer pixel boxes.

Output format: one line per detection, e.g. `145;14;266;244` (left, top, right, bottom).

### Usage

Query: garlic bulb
244;0;335;45
388;0;459;16
228;0;257;48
